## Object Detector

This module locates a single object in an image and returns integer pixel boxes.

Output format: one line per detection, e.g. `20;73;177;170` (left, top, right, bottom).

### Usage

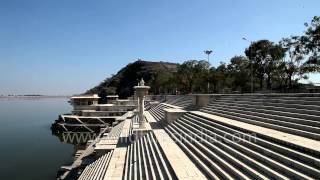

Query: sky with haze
0;0;319;95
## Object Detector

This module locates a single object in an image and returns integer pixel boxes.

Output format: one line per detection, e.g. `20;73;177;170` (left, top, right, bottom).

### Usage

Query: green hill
86;60;178;98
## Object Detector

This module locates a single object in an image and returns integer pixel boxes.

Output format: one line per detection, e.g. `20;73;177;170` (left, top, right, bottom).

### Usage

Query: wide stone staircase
164;111;320;179
77;94;320;180
201;94;320;140
123;131;177;180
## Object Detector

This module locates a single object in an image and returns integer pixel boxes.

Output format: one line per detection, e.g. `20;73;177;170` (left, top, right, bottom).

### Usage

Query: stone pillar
192;94;214;107
138;96;144;126
134;78;150;129
164;108;187;124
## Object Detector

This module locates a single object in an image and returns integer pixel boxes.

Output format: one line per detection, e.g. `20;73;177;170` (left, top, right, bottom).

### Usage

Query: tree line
151;16;320;94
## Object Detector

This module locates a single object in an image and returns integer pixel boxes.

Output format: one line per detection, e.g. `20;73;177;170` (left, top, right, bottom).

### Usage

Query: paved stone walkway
103;119;131;180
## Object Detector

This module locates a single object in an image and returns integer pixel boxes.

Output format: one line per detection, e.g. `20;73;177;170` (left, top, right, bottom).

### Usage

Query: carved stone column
134;78;150;129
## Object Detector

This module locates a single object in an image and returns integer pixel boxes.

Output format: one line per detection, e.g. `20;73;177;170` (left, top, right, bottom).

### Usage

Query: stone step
92;153;110;180
183;117;312;176
128;136;134;180
164;125;219;179
78;151;113;180
78;163;91;180
201;108;320;140
87;159;99;179
148;108;159;118
123;132;176;180
165;96;187;103
181;114;320;178
208;101;320;121
81;165;92;180
207;104;320;127
175;119;275;179
148;108;163;121
165;125;230;179
164;96;192;108
216;94;316;101
218;96;320;103
203;106;320;133
123;142;132;179
272;96;320;101
145;133;163;179
147;133;175;179
148;132;174;179
148;103;173;122
95;154;110;179
133;136;138;180
170;123;251;179
165;97;181;104
151;112;162;122
138;135;144;180
100;152;113;179
215;99;320;111
141;135;157;179
216;99;320;116
90;155;104;180
188;112;320;160
173;101;192;107
88;156;102;180
135;136;140;180
169;122;255;179
147;132;173;179
178;118;311;179
139;134;150;180
96;122;125;150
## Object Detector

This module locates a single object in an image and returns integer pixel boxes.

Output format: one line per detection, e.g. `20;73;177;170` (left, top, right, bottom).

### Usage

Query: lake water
0;97;74;180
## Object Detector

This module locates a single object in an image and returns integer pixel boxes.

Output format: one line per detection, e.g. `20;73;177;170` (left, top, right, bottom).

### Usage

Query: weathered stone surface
164;108;187;124
192;94;213;107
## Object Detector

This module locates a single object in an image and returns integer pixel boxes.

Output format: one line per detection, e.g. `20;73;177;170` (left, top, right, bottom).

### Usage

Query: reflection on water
0;97;74;180
53;131;98;144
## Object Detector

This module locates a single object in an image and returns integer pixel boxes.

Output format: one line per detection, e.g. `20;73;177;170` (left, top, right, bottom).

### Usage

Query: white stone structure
106;95;119;104
69;94;100;110
133;78;150;128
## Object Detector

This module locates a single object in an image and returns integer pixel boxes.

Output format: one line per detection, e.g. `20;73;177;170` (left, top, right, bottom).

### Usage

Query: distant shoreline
0;95;69;99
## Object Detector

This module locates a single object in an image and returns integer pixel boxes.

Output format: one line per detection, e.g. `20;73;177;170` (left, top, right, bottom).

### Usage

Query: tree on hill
86;60;178;98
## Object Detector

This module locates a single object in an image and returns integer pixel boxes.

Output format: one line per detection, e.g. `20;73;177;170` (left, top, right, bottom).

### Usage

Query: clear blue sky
0;0;319;95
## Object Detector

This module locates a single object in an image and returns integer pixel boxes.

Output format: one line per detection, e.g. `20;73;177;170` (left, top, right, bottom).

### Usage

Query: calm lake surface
0;97;74;180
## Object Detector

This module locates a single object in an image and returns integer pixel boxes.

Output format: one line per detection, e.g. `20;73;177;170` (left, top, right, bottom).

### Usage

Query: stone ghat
72;93;320;180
